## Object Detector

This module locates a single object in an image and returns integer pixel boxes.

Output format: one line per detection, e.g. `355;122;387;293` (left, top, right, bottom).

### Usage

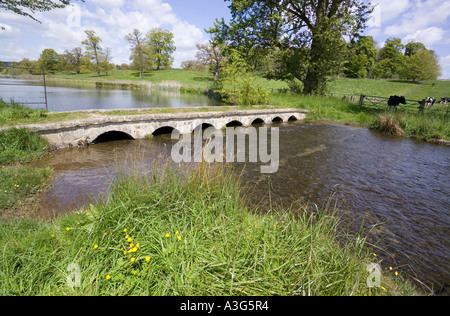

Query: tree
375;37;405;78
82;30;103;77
0;0;83;26
211;0;372;95
102;47;113;75
401;49;442;82
147;28;176;70
405;42;426;57
62;47;83;74
125;29;153;77
38;48;61;73
345;36;377;78
196;42;226;81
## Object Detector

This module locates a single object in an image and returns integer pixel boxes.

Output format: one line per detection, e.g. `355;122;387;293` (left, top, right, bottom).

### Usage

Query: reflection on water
0;78;219;111
31;122;450;294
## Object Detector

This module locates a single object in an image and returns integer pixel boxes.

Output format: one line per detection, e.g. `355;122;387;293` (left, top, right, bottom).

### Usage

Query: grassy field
0;162;418;296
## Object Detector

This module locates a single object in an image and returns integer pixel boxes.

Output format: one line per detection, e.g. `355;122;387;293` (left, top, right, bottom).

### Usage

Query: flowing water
29;122;450;294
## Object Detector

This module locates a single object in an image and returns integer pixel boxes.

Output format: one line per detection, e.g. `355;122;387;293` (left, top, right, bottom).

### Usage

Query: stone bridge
5;108;308;148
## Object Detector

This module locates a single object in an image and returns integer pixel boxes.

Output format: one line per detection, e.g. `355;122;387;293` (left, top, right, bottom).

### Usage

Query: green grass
0;166;53;211
0;163;417;296
0;99;90;127
0;128;49;165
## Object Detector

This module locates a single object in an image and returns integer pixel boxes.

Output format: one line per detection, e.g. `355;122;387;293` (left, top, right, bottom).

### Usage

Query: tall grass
0;162;417;296
0;128;49;165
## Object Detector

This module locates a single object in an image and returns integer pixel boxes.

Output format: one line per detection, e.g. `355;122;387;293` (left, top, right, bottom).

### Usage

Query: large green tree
38;48;61;73
373;37;405;78
146;28;176;70
345;36;377;78
210;0;372;95
401;48;441;82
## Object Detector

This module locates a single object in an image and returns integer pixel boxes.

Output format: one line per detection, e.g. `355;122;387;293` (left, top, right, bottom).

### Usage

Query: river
28;122;450;295
2;78;449;294
0;78;219;111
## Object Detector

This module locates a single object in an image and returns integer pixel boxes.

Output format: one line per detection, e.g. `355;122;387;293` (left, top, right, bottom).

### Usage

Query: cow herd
387;95;449;112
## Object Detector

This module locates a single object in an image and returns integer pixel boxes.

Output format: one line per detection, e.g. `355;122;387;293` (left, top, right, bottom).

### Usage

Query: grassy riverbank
0;162;417;296
0;122;54;219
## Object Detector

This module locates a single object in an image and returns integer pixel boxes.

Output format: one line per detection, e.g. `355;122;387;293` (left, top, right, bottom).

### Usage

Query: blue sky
0;0;449;78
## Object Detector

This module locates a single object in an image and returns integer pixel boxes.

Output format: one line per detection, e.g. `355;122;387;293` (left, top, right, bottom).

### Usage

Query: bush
214;50;271;106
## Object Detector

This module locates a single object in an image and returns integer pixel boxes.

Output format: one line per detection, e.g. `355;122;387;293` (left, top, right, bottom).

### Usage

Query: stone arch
193;123;215;132
92;131;135;144
288;115;298;121
272;116;283;123
153;126;178;136
251;118;265;125
226;120;244;127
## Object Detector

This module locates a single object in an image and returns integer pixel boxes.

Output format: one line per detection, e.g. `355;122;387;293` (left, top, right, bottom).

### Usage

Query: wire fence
332;92;449;117
0;66;48;111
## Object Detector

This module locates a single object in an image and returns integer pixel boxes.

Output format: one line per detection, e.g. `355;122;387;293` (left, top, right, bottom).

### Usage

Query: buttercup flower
145;257;150;262
165;233;170;238
106;275;111;280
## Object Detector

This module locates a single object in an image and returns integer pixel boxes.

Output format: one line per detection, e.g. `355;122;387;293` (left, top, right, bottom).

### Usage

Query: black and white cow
388;96;406;110
440;97;450;104
426;97;436;108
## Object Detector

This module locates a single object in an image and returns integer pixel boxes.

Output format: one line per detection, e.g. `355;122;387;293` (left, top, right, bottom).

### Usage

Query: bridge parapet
1;108;308;148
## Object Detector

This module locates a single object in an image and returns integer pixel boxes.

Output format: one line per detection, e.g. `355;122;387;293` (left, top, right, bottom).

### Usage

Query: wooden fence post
359;94;365;107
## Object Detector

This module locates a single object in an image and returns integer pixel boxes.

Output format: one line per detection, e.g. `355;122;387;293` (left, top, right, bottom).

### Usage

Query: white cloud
384;0;450;36
403;27;445;46
440;55;450;67
0;0;206;67
91;0;125;8
372;0;410;24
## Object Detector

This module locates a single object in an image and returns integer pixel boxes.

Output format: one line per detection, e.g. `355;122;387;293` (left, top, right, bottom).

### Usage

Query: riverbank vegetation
0;162;418;295
0;98;90;127
0;127;53;220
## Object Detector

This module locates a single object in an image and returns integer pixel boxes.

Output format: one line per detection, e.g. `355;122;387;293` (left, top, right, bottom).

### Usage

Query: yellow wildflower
389;267;393;271
177;236;182;241
50;234;55;238
123;251;128;255
176;231;179;235
106;275;111;280
395;271;399;276
123;229;127;233
125;235;129;239
129;243;134;248
132;247;138;253
135;243;140;248
145;256;150;262
130;257;135;263
127;238;132;242
381;286;386;291
94;244;99;249
66;227;70;231
165;233;170;238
